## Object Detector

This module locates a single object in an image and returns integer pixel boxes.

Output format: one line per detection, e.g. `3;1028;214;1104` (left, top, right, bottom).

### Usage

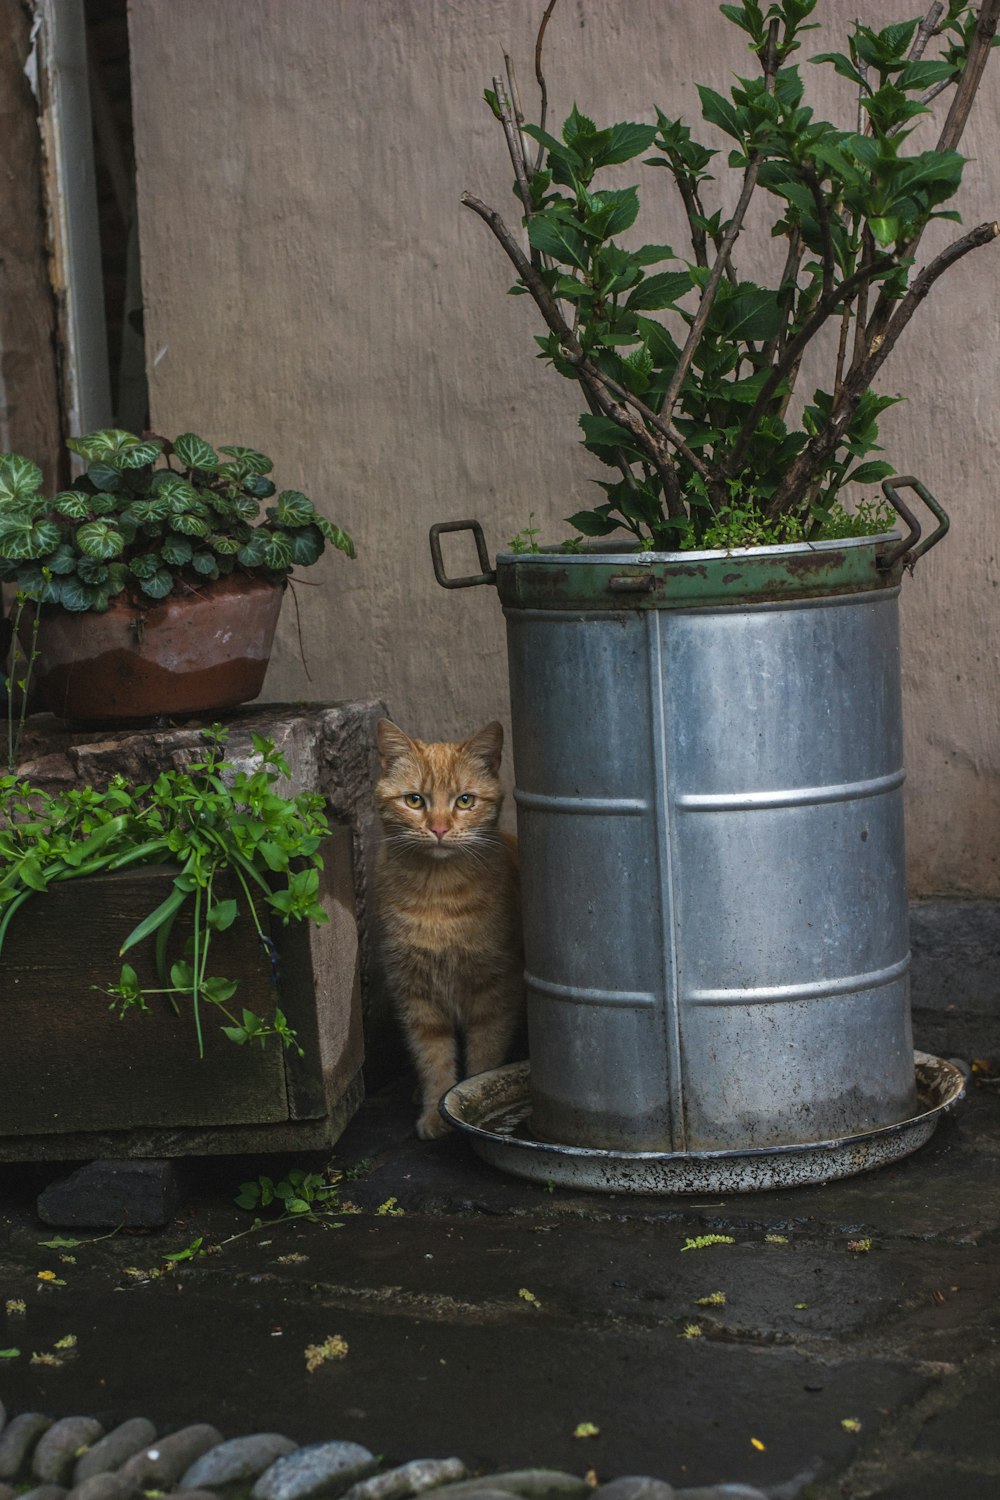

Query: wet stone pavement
1;991;999;1500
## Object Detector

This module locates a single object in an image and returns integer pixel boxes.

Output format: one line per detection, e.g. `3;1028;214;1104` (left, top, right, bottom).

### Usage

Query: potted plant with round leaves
0;428;355;723
430;0;995;1189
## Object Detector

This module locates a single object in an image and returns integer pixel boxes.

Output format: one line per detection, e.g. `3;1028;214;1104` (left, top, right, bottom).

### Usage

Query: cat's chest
393;893;487;952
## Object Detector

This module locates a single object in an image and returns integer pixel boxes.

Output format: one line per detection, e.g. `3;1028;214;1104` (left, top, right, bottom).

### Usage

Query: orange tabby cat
375;719;523;1139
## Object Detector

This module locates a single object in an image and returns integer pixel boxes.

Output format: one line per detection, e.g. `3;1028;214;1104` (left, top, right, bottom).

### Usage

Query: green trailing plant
467;0;1000;548
0;429;354;613
235;1166;344;1220
0;725;330;1056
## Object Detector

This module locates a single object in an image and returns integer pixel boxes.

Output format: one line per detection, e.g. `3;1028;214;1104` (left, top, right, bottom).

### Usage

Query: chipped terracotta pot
31;573;285;723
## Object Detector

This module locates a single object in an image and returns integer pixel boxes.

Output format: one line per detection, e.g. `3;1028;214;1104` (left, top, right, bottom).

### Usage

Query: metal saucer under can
440;1052;965;1195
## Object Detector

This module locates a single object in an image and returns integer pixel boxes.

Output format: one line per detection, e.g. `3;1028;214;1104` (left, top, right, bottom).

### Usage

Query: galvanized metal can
429;496;948;1158
505;536;917;1152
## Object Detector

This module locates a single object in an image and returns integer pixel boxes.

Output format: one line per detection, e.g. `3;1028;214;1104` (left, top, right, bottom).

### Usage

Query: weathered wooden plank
0;865;291;1134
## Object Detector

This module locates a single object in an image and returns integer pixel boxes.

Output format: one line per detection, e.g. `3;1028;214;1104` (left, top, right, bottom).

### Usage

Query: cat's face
376;720;504;860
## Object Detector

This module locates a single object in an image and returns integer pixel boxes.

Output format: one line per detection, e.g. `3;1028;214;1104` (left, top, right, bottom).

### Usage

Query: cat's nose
430;826;449;841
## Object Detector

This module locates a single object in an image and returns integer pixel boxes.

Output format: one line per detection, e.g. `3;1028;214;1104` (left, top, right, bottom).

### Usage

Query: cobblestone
0;1414;784;1500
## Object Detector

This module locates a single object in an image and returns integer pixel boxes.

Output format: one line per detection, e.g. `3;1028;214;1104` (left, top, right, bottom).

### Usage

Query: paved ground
1;989;998;1500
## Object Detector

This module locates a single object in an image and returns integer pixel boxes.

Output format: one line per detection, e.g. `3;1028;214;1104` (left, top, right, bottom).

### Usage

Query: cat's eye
455;793;476;809
403;793;424;809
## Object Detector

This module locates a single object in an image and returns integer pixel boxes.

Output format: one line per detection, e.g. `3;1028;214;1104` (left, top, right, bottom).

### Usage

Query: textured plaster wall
128;0;1000;897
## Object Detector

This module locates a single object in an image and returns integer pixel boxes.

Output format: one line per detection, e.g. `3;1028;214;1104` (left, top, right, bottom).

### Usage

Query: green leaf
152;474;200;508
76;557;110;585
288;527;323;567
87;460;122;491
260;532;294;571
170;512;211;538
0;1349;20;1360
192;551;220;577
594;121;659;168
138;569;175;599
56;576;103;611
116;438;164;469
202;975;238;1005
565;507;621;537
527;212;590;270
170;960;195;989
579;413;647;458
76;520;124;560
218;445;273;475
312;515;355;558
272;490;315;527
626;269;693;311
236;534;267;567
52;490;94;520
174;432;219;469
159;534;193;566
206;898;238;931
0;453;43;501
130;496;173;524
696;85;746;143
846;460;894;485
0;517;62;560
869;216;900;246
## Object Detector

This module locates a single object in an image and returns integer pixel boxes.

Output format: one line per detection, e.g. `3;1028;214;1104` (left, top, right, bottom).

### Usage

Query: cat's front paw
416;1107;452;1140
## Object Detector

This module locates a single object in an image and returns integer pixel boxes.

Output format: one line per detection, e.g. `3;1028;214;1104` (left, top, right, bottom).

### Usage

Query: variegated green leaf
0;453;43;502
129;553;162;581
130;496;173;523
272;490;314;528
66;428;136;461
57;576;104;611
173;432;218;469
75;520;124;560
313;515;356;558
192;551;220;578
0;518;61;559
53;490;93;520
288;526;323;567
260;532;294;571
170;512;210;538
159;534;193;566
76;557;110;584
236;534;267;567
116;437;164;469
46;542;78;575
207;533;242;556
218;445;273;475
139;569;174;599
87;459;122;490
152;474;200;508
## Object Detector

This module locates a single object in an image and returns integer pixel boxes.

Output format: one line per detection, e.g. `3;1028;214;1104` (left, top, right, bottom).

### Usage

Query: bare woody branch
764;218;1000;516
661;19;780;425
909;2;945;62
532;0;559;172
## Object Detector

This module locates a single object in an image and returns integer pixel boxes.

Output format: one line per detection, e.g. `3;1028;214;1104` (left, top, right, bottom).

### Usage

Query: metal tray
440;1052;965;1195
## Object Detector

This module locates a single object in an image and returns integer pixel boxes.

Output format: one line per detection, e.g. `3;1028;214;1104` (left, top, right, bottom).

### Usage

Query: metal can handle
429;520;497;589
879;477;950;571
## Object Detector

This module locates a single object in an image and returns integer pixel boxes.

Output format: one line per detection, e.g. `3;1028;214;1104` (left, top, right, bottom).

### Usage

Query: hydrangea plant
467;0;999;548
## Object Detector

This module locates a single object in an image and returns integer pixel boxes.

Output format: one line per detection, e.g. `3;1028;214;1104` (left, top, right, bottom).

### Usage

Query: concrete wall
127;0;1000;897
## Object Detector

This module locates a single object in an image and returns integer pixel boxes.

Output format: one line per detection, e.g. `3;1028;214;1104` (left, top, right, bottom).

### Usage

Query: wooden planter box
0;824;364;1160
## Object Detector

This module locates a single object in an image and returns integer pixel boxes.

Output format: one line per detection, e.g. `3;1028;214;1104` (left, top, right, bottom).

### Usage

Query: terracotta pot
31;573;284;722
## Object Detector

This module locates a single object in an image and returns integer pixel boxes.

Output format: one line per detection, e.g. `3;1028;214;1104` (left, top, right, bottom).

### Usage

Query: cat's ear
463;720;503;775
377;719;416;771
